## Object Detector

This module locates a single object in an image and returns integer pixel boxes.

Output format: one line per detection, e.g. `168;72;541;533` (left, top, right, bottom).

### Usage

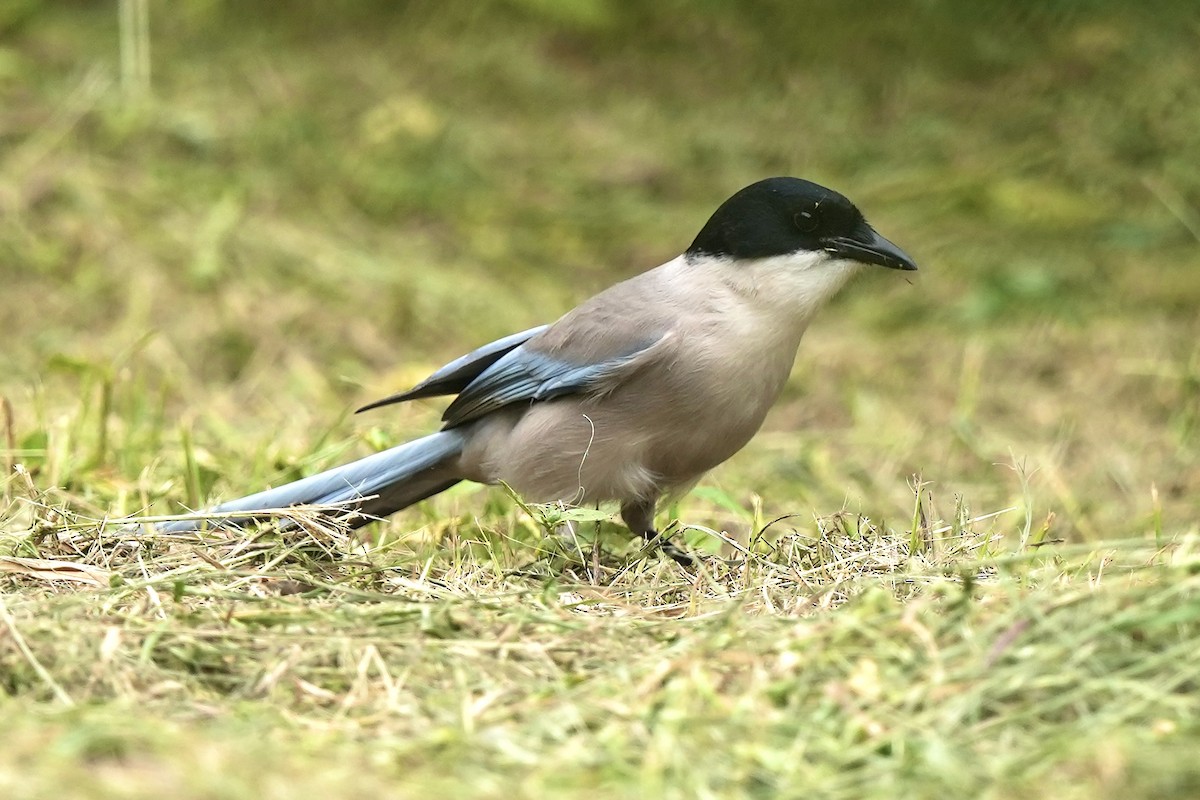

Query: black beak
823;224;917;271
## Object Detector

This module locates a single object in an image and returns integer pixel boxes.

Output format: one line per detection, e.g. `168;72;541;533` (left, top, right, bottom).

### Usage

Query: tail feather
160;430;466;532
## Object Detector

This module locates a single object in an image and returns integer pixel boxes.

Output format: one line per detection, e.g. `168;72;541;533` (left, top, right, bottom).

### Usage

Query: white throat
683;250;861;323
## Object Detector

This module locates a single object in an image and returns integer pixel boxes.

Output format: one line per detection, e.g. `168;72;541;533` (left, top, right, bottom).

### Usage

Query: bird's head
686;176;917;272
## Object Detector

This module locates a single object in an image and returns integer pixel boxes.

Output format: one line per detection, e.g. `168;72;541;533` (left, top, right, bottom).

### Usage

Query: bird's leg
591;511;602;583
620;498;694;567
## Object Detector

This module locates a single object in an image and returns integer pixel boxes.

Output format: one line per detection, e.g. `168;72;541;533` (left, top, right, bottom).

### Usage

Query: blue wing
357;325;550;413
440;334;667;428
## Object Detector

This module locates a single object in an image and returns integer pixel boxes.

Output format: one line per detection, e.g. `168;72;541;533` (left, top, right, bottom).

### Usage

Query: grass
2;1;1199;797
4;504;1200;798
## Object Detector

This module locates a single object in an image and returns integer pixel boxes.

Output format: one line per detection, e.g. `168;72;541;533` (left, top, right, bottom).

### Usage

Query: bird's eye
793;207;820;233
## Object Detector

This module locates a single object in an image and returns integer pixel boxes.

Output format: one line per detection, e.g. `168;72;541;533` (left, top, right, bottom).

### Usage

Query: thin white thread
570;413;597;506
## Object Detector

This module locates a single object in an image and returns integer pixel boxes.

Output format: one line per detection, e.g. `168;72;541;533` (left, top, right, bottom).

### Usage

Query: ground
1;2;1198;798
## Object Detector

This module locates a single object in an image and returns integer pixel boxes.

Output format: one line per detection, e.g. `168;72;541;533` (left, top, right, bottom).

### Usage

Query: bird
160;177;917;564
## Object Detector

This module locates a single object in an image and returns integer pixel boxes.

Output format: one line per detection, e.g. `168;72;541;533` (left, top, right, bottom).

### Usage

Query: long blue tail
160;430;466;532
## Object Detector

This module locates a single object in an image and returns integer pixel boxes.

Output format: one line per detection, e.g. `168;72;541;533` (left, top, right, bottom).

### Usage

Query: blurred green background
3;3;1200;798
1;0;1197;538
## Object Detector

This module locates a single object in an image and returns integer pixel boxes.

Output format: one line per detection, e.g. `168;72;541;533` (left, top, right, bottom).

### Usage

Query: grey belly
457;388;771;505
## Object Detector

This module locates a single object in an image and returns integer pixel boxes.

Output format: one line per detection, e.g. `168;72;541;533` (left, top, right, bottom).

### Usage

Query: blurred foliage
1;3;1199;796
2;1;1197;372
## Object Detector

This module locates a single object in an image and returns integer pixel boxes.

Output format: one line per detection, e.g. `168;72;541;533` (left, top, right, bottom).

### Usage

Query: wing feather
357;325;550;413
441;333;670;428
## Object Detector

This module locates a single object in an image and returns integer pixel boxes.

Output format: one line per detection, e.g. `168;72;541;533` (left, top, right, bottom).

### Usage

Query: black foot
645;530;695;567
660;538;695;567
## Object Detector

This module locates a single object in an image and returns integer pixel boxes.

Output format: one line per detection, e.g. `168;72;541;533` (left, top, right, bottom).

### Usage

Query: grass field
2;1;1199;797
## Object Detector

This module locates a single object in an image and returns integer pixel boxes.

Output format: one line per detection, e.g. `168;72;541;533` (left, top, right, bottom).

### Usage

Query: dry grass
3;484;1200;797
2;1;1200;797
